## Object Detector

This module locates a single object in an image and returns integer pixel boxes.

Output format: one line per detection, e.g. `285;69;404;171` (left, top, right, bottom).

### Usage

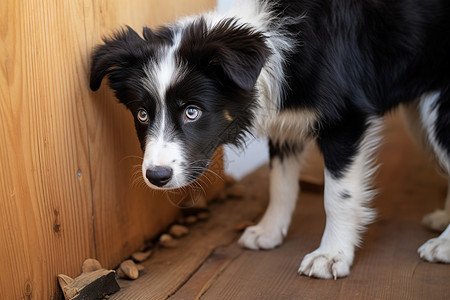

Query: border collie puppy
90;0;450;279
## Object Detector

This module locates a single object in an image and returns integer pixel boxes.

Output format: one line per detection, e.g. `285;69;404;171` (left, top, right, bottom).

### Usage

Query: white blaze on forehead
140;30;187;148
140;30;190;188
141;30;185;104
155;50;178;101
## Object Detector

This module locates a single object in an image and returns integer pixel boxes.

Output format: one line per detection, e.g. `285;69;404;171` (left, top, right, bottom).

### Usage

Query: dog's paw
298;250;352;279
418;237;450;263
422;210;450;232
238;225;284;250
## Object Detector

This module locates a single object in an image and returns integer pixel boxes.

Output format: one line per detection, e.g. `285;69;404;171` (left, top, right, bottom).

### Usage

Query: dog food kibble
81;258;102;273
197;212;210;221
159;233;178;247
185;215;198;225
169;224;189;238
131;250;152;262
116;268;125;279
120;260;139;280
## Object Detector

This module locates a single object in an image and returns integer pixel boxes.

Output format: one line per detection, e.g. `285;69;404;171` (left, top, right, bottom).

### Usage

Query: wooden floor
111;114;450;300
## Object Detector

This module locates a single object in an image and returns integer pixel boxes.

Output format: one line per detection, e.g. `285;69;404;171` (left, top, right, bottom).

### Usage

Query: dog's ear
182;18;271;91
89;26;148;94
210;20;271;91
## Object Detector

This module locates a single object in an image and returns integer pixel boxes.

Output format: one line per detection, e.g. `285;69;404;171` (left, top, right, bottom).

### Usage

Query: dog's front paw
238;225;284;250
298;249;352;279
418;237;450;263
422;210;450;232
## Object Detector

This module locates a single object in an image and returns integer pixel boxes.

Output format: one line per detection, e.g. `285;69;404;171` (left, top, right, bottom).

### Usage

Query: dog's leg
417;91;450;263
299;118;381;279
238;140;305;250
417;91;450;232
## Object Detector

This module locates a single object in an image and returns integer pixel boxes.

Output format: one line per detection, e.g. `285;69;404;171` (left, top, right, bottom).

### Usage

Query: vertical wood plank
0;1;96;298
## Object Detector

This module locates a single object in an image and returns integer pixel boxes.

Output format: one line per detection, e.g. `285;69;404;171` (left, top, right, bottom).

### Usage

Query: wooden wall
0;0;218;298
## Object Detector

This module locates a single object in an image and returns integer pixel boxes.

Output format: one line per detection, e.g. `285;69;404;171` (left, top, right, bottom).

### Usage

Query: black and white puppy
90;0;450;279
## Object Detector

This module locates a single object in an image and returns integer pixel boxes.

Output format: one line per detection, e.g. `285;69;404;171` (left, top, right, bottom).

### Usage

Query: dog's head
90;18;270;189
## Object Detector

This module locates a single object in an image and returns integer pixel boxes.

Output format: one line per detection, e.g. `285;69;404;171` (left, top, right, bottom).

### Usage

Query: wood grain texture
0;0;217;299
1;1;96;298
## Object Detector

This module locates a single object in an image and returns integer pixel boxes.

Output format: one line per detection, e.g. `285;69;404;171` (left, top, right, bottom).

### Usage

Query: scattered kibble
115;268;125;279
131;250;152;262
184;215;198;225
159;233;178;247
119;260;139;280
169;224;189;238
81;258;102;273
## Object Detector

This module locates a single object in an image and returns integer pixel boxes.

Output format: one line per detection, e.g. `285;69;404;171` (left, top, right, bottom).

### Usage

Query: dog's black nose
146;166;173;187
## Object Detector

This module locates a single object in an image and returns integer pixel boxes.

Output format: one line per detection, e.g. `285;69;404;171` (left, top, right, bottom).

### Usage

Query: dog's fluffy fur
90;0;450;279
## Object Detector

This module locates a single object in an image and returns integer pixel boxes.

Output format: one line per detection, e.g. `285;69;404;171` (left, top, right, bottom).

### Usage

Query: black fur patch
269;140;304;166
340;190;351;199
435;87;450;159
317;106;369;178
178;17;271;91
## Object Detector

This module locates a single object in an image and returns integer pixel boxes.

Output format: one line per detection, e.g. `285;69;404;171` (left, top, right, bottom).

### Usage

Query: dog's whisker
120;155;144;164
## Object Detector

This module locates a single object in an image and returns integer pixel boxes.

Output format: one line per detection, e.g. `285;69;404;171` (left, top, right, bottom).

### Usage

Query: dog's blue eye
137;109;148;123
184;106;202;122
